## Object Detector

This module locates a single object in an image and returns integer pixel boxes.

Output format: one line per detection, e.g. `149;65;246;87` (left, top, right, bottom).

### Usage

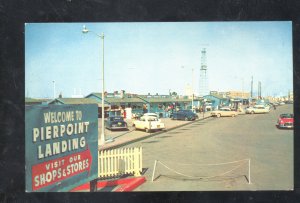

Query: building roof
49;98;100;105
25;97;51;104
105;97;146;104
86;92;202;104
204;94;228;100
86;93;147;104
137;96;202;103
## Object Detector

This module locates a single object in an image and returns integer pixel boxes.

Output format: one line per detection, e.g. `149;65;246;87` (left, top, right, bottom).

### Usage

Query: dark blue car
171;110;198;121
105;116;128;130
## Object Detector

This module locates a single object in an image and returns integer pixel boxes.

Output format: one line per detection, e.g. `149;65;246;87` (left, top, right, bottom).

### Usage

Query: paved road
122;104;293;191
98;112;211;149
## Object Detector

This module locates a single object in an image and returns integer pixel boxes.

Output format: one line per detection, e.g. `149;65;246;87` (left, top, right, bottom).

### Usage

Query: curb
100;115;212;150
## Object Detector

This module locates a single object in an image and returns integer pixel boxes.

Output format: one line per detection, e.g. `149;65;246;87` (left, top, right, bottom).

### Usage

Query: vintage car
105;116;128;130
211;107;238;117
245;105;270;114
143;113;159;118
133;115;165;133
171;110;198;121
277;113;294;129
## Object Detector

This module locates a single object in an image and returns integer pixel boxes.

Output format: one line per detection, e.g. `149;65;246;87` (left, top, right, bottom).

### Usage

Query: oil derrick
199;48;209;96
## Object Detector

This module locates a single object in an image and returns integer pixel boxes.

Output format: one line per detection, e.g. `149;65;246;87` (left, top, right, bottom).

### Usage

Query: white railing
99;147;142;178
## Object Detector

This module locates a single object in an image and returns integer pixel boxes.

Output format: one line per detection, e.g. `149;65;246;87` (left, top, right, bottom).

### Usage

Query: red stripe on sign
31;148;92;191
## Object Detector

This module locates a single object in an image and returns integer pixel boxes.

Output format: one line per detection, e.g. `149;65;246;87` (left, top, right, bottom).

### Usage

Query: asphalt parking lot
118;104;294;191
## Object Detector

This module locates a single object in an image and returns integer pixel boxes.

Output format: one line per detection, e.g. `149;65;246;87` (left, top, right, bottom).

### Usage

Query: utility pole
250;76;253;98
199;48;208;97
53;81;56;99
257;81;262;99
260;81;262;99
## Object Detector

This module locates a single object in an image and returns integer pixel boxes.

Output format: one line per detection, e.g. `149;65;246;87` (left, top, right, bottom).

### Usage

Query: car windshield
180;110;192;113
280;114;293;118
147;117;158;121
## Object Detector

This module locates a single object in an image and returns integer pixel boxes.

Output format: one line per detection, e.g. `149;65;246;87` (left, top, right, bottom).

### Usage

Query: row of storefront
25;92;252;118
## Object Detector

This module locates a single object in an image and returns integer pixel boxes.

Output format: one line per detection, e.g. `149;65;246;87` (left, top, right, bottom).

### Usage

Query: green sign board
25;104;98;192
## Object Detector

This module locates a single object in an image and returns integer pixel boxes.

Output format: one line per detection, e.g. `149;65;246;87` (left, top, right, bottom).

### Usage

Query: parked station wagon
246;105;270;114
211;107;238;117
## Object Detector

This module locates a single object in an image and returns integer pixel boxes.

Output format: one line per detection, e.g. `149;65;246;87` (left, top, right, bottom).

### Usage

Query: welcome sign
25;104;98;192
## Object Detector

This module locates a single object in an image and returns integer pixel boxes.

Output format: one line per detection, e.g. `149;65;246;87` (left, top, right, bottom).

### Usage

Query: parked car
132;112;143;119
205;103;213;111
277;113;294;129
171;110;198;121
105;116;128;130
211;107;238;117
133;115;165;133
246;105;270;114
279;102;285;105
143;113;159;118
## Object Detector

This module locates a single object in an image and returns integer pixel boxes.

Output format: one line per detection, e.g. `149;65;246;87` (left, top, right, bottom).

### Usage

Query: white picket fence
98;147;143;178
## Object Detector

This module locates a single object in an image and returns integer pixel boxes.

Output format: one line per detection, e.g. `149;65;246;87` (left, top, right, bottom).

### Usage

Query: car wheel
184;117;188;121
145;128;150;133
217;113;221;118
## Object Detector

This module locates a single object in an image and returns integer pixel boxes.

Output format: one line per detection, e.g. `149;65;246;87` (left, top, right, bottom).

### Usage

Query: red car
277;114;294;129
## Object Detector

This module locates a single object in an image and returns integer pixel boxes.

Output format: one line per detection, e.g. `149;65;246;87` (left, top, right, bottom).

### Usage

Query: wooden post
151;160;157;182
134;147;141;177
248;159;252;184
90;179;98;192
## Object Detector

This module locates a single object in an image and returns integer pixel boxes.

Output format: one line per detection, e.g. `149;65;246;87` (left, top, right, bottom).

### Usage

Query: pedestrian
273;104;276;110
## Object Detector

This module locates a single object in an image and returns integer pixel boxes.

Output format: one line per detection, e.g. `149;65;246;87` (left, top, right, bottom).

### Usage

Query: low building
86;92;146;118
86;92;202;118
48;98;99;105
226;91;250;99
25;98;51;106
49;97;109;118
203;94;230;110
138;94;203;116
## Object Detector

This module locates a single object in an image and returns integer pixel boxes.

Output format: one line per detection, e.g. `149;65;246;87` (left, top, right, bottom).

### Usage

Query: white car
133;115;165;133
143;113;159;118
246;105;270;114
211;107;238;117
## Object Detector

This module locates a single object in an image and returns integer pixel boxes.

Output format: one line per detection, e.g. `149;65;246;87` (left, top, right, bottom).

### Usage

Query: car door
135;117;145;129
222;109;229;116
257;107;264;113
179;111;185;119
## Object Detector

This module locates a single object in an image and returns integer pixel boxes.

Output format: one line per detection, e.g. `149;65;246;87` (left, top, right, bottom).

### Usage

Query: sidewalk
98;112;212;151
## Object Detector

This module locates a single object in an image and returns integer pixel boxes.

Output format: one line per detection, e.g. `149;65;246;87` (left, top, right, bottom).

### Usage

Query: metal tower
199;48;209;96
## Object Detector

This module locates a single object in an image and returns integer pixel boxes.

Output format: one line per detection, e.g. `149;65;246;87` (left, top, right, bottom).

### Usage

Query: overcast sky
25;22;292;98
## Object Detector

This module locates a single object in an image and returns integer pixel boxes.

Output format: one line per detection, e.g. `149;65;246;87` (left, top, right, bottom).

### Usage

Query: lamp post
181;66;195;112
191;68;194;112
52;80;56;99
82;25;106;145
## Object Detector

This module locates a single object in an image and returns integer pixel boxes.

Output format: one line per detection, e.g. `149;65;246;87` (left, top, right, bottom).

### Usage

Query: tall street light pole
182;66;195;112
82;25;106;145
191;68;194;112
53;80;56;99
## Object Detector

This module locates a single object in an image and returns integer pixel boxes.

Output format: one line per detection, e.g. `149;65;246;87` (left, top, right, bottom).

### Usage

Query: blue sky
25;22;292;98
